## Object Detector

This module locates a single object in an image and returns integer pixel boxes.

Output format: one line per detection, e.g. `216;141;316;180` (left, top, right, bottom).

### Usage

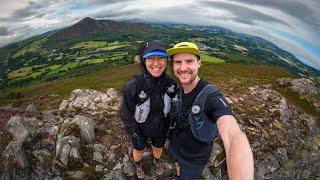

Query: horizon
0;0;319;70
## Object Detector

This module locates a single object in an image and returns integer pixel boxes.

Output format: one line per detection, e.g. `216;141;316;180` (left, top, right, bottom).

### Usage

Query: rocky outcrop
0;84;319;179
277;78;319;96
59;88;121;115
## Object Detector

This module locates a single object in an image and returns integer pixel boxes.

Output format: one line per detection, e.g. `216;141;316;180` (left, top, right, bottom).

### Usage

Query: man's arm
217;115;254;180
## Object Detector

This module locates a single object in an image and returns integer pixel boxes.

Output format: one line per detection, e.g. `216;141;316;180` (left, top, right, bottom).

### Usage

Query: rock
209;140;224;165
32;149;51;165
26;103;37;113
110;144;121;150
274;148;288;166
95;165;105;172
93;151;104;164
93;143;110;163
225;96;233;104
55;136;81;167
73;115;95;143
122;155;135;176
65;171;85;179
59;100;69;111
102;170;126;180
112;162;123;170
0;103;14;111
300;114;319;135
106;88;119;99
255;153;280;179
60;88;121;114
43;110;57;122
202;166;214;180
2;141;30;168
279;97;292;122
2;116;37;169
6;116;32;142
277;78;319;96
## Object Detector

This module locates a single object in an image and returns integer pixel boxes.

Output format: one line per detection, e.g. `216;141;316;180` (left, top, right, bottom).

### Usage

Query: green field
201;53;225;63
8;65;47;79
80;58;105;66
71;41;107;49
13;38;47;58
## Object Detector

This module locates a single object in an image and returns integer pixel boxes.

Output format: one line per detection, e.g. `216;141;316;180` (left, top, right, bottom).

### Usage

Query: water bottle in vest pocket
134;91;150;123
188;84;220;144
189;105;218;144
163;93;172;117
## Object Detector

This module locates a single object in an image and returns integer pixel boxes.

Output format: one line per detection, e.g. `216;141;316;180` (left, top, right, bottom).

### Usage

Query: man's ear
198;59;202;67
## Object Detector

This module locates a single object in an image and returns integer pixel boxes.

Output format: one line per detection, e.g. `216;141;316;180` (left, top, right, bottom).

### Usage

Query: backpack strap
188;84;219;144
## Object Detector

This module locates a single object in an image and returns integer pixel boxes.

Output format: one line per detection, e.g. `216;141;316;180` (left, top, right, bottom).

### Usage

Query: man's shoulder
198;79;221;96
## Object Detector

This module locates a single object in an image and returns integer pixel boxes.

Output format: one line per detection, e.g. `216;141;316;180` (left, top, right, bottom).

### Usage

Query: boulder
102;170;126;180
55;136;81;167
26;103;37;113
73;115;95;143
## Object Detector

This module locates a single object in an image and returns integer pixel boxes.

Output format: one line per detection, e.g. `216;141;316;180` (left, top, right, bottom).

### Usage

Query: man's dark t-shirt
170;79;234;164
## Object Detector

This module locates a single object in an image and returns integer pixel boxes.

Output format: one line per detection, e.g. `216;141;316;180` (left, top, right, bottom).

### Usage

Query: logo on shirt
139;91;147;99
192;105;200;114
167;85;175;93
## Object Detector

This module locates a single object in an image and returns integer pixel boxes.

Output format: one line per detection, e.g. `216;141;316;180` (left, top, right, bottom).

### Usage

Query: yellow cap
166;42;200;57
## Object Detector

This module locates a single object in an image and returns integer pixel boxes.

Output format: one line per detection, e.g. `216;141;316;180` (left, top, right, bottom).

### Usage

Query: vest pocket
163;93;172;117
134;98;150;123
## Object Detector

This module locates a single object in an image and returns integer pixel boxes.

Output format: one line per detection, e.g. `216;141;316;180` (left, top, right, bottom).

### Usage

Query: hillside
0;17;319;91
0;62;319;179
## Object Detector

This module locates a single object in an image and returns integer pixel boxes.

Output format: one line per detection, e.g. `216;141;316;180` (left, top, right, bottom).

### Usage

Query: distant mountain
47;17;153;47
0;17;318;90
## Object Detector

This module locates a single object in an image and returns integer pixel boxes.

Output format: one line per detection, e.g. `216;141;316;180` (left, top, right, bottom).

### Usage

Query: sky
0;0;319;70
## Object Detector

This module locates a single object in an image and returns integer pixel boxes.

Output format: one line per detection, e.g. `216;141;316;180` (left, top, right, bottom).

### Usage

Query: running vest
134;74;175;123
170;84;219;144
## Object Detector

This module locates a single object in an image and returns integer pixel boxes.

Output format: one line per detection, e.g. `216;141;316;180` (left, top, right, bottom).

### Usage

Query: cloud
0;27;9;36
200;1;290;27
84;0;135;6
93;9;141;19
226;0;320;29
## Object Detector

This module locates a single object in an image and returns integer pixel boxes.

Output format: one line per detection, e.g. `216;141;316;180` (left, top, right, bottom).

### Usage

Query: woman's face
145;56;167;77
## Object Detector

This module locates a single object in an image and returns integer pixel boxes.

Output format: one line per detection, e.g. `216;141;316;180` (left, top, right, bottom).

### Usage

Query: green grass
200;53;225;63
97;44;129;51
0;63;293;110
13;38;47;58
42;65;63;75
222;53;258;64
44;62;80;75
2;61;318;123
275;87;319;120
71;41;107;49
80;58;105;66
8;65;47;79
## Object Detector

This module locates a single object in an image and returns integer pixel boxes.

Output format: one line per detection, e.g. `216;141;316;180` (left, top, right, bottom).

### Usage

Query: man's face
172;53;201;86
145;55;167;77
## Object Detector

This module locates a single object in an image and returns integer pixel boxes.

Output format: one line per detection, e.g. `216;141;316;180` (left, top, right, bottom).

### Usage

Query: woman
122;40;178;179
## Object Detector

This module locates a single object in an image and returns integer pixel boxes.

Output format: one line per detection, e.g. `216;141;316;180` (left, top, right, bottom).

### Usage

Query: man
122;40;178;179
166;42;254;180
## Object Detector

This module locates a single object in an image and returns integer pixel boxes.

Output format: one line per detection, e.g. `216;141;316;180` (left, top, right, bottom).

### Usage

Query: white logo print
167;85;175;93
139;91;147;99
192;105;200;114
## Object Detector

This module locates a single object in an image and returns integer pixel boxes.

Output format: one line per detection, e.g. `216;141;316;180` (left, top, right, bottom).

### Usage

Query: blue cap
142;50;169;59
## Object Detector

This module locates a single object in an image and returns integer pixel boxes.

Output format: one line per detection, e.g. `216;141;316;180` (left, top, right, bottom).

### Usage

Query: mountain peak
78;17;96;24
